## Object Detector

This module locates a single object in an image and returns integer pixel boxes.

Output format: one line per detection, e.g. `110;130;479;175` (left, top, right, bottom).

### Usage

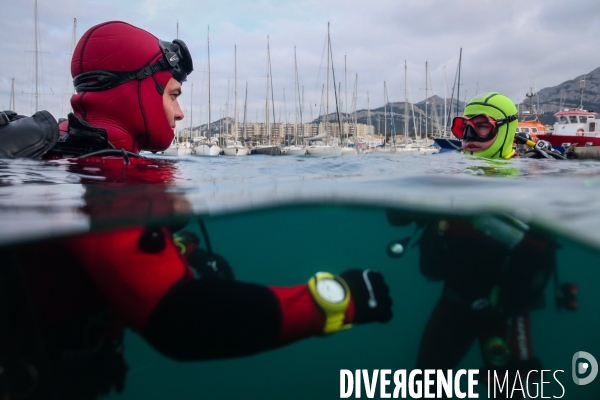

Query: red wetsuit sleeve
269;285;356;344
69;226;193;332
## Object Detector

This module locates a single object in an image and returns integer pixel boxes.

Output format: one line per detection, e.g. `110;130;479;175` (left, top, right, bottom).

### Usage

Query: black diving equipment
472;214;529;250
555;282;578;311
172;219;234;281
0;110;59;159
515;133;566;160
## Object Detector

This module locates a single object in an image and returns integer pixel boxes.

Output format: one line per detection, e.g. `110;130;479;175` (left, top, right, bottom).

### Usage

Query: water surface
2;152;600;399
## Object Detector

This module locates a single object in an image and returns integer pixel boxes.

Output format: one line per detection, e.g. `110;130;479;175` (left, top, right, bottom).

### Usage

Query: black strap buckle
136;65;154;80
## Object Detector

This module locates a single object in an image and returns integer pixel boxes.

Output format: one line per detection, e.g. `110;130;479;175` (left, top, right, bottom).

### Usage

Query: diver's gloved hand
340;269;392;324
173;230;234;280
187;249;235;281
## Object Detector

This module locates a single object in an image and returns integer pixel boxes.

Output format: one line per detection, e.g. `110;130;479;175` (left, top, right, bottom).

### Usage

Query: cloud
1;0;598;122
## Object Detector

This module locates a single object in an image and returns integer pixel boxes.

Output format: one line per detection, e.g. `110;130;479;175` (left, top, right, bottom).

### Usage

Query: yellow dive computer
308;272;352;334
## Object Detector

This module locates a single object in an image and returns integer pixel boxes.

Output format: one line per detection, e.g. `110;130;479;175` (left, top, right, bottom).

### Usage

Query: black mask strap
73;58;172;92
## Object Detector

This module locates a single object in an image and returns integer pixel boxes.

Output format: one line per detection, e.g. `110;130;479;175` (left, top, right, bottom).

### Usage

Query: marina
3;0;600;399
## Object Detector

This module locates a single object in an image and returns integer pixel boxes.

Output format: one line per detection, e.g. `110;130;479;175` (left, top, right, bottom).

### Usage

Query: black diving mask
73;38;194;92
158;39;194;83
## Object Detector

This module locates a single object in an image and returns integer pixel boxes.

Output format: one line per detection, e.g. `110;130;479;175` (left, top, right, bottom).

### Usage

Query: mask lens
470;115;496;138
451;117;466;139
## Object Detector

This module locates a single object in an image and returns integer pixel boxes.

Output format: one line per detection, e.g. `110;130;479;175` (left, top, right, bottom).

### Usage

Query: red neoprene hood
71;21;175;153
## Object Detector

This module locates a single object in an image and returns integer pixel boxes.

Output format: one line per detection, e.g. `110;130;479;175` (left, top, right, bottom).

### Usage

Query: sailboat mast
226;79;229;144
425;61;428;139
404;60;408;143
283;87;287;145
243;82;248;141
344;54;348;143
294;46;298;145
353;74;358;142
269;41;276;146
190;83;193;141
34;0;39;112
319;84;325;135
207;26;211;141
329;30;344;146
301;85;304;142
457;47;462;115
234;45;238;144
326;22;330;145
266;36;271;145
443;66;447;136
386;81;396;147
383;82;387;146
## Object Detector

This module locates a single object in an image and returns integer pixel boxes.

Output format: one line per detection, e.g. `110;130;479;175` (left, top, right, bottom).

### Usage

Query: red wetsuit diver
1;22;392;400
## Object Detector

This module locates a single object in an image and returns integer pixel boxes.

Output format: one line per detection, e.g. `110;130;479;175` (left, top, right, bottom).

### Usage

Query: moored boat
252;144;282;155
282;145;307;155
536;109;600;154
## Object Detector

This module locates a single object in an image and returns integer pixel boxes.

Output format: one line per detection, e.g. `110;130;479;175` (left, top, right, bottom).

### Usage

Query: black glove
340;269;392;324
173;230;234;281
188;249;235;281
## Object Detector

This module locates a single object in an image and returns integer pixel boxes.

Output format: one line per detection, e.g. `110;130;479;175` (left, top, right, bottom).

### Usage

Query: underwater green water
105;205;600;399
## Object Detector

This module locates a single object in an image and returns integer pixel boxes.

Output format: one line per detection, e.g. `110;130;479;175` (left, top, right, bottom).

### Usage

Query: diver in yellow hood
451;92;519;159
452;92;565;160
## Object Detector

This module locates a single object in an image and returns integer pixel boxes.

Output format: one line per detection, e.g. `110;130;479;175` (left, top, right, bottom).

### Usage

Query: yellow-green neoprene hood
463;92;518;159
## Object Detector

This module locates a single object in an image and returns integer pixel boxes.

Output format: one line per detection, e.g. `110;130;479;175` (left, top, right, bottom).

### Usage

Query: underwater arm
70;226;392;361
143;269;392;361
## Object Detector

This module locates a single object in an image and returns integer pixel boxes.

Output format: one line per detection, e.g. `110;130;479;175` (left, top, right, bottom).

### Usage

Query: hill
314;66;600;135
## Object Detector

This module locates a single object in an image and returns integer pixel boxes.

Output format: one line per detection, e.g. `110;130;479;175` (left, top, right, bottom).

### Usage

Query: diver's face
163;78;184;129
460;113;497;152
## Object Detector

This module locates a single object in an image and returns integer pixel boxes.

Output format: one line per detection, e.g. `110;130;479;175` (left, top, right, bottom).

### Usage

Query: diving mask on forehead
158;39;193;83
73;38;194;93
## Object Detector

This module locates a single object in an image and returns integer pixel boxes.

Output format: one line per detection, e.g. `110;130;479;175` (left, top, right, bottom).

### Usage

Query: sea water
1;151;600;399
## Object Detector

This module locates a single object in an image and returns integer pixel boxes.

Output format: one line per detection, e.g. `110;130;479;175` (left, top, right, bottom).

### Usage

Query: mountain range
315;66;600;135
189;66;600;137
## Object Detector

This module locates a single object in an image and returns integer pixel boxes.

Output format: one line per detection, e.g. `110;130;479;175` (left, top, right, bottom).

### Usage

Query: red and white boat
536;109;600;153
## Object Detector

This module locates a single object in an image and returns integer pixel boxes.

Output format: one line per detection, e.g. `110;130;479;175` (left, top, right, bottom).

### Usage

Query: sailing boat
282;46;306;155
173;83;194;155
306;23;342;156
194;26;221;156
390;61;418;155
253;36;282;155
412;61;440;155
361;91;374;154
434;48;463;151
415;61;440;155
223;45;249;156
341;72;358;155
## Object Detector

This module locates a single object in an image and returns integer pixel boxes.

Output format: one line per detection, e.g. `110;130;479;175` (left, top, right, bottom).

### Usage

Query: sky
2;0;600;126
